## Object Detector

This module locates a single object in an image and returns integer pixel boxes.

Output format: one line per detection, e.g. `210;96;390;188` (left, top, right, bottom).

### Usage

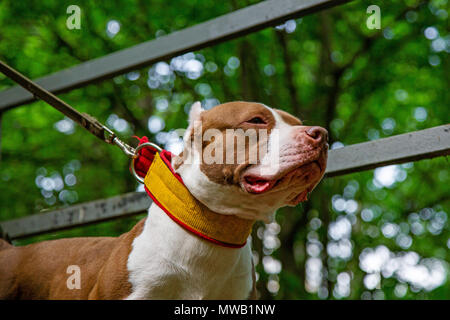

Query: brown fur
0;219;145;300
0;239;11;251
198;102;277;185
274;109;303;126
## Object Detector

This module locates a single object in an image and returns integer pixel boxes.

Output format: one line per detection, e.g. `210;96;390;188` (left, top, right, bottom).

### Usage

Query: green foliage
0;0;448;299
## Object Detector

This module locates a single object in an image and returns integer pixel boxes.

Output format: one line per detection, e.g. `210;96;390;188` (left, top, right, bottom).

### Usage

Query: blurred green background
0;0;448;299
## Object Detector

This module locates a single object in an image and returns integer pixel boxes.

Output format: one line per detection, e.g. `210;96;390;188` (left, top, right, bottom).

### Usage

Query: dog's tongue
244;176;275;194
250;181;271;193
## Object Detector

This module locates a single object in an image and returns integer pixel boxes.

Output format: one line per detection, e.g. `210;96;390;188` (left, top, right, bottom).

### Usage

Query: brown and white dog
0;101;328;299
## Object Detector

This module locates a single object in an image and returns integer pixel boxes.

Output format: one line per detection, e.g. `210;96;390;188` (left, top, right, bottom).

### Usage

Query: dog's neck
126;201;255;299
144;152;255;248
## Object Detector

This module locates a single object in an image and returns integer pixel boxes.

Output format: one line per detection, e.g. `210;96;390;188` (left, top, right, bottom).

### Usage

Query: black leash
0;59;136;158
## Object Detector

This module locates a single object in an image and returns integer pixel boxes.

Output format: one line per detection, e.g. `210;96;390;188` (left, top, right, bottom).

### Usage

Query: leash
0;60;253;248
0;59;160;182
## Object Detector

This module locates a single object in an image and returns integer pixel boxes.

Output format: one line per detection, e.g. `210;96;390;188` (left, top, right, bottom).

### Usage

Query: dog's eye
246;117;266;124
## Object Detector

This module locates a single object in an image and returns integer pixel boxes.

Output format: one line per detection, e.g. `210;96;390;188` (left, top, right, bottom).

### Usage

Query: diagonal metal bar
1;124;448;240
0;0;352;111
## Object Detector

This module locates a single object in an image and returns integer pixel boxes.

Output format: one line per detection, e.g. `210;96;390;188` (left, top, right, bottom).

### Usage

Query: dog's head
172;101;328;222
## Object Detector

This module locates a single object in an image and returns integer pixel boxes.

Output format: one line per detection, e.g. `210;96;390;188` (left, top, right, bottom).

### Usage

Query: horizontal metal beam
0;0;352;111
325;124;450;177
1;124;449;239
0;192;151;240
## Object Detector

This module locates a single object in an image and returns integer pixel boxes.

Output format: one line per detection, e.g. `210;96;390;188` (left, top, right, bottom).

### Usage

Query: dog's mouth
242;160;322;194
242;176;279;194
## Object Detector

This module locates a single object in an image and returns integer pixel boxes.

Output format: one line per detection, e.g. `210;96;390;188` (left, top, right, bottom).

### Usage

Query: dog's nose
306;126;328;143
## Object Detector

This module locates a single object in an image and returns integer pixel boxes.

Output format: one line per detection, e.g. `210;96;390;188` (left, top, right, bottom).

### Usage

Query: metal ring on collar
131;142;163;184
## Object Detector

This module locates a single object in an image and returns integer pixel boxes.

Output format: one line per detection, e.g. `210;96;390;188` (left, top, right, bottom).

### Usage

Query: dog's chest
125;204;253;300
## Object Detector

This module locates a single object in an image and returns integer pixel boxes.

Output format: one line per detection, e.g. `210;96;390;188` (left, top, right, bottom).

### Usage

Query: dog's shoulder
88;218;147;299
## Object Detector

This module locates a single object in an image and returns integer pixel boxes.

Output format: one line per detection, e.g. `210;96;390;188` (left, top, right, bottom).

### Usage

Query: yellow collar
144;152;254;248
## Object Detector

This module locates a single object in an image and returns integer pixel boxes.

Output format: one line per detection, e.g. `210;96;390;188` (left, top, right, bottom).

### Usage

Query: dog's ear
172;102;204;171
183;101;204;142
188;101;204;125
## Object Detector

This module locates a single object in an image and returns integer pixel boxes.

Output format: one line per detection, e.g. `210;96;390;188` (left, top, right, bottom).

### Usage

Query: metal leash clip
130;142;163;184
102;121;163;184
94;123;163;184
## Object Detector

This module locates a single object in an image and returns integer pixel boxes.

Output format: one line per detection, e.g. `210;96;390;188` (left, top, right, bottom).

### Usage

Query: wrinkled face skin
172;101;328;223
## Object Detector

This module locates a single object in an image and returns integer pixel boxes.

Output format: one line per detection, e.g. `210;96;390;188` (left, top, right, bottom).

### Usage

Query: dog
0;101;328;299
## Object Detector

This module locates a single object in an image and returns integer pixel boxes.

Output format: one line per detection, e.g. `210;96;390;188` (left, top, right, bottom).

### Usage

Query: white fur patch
256;105;296;176
126;203;253;299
